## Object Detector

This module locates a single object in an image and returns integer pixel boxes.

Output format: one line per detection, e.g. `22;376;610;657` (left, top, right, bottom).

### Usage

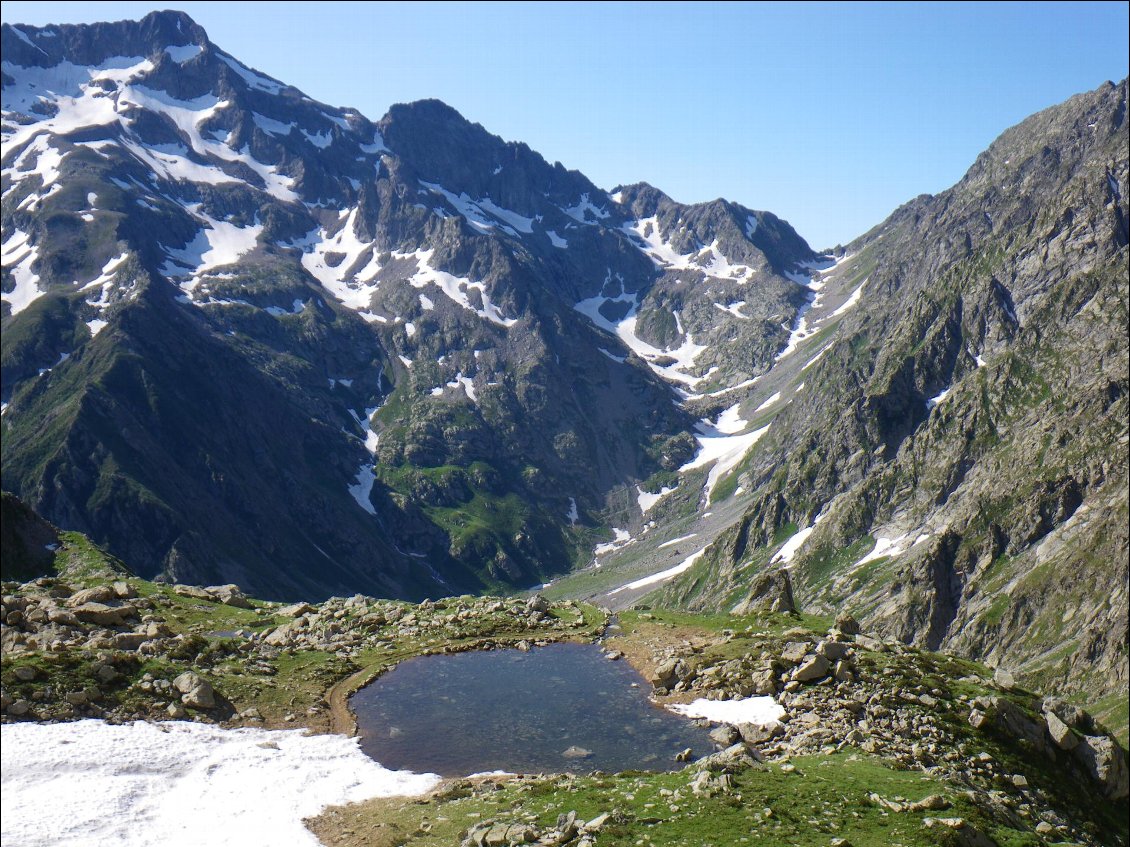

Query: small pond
351;642;714;776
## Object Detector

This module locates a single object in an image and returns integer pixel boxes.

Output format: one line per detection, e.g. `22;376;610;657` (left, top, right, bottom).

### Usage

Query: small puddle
351;642;713;776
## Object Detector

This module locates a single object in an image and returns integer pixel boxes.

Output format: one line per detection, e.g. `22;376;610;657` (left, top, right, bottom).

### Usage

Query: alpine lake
350;641;714;776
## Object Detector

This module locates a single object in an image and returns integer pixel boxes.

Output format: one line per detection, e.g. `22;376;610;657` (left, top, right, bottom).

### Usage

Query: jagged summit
2;11;210;70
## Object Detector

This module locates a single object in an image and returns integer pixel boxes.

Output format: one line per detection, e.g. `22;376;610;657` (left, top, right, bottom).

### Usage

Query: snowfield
0;720;440;847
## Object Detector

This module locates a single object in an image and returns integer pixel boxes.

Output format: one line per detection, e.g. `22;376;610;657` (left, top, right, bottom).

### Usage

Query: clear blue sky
3;1;1128;248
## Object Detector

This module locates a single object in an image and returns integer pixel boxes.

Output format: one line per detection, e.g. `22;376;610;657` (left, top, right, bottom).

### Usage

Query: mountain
1;12;819;600
3;12;1126;723
654;78;1128;725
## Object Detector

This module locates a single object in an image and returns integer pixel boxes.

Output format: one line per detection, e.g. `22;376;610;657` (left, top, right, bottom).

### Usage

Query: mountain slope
1;12;819;599
656;78;1129;724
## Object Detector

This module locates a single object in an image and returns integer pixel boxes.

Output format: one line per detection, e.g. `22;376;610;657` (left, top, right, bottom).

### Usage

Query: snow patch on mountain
714;300;749;319
421;182;532;236
753;392;781;413
563;193;610;224
637;485;676;515
0;229;42;315
680;412;771;499
164;43;204;64
594;528;632;557
161;211;262;284
574;277;711;387
217;53;284;93
609;547;707;595
404;249;517;328
349;465;377;515
1;56;155;149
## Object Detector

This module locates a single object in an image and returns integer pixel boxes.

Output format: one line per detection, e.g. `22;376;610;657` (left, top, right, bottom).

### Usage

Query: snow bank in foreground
667;696;785;726
0;720;440;847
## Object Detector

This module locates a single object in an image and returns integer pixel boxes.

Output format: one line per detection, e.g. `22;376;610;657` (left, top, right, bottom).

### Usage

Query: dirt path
326;662;387;736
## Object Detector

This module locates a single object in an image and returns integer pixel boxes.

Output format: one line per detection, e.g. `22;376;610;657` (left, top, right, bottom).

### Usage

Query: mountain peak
1;10;209;69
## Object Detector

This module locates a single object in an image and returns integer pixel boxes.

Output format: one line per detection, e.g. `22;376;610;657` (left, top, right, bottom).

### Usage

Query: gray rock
992;668;1016;690
780;641;811;664
1045;711;1079;750
66;586;116;607
751;668;778;695
277;602;315;618
816;640;852;662
1042;696;1091;732
709;724;740;746
736;721;784;745
112;581;137;599
561;746;592;759
71;603;136;626
834;611;861;635
583;812;610;832
210;585;251;608
792;654;831;682
730;568;796;614
173;672;216;710
526;594;550;613
651;658;681;687
696;742;760;772
1074;734;1129;800
173;585;214;601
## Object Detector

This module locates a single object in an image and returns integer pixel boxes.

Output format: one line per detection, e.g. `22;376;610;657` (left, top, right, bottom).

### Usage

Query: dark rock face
0;492;60;581
0;12;816;600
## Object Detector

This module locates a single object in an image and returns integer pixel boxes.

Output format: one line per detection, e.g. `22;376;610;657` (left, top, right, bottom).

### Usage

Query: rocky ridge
653;78;1129;723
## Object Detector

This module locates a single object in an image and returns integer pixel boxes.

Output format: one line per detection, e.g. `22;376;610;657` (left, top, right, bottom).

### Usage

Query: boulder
173;585;214;601
1042;696;1092;733
66;586;116;607
780;641;811;664
111;581;137;599
526;594;550;613
1045;711;1079;751
993;668;1016;690
112;632;149;650
815;640;852;662
792;654;831;682
651;658;681;688
173;672;216;710
1074;735;1129;801
71;603;136;626
751;668;778;695
834;611;861;635
277;602;315;618
736;721;784;745
709;724;740;746
696;742;760;772
730;568;796;614
209;585;251;609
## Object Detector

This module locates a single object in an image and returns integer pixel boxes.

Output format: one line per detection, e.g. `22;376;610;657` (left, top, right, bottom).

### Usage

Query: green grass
801;536;875;588
312;751;1028;847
